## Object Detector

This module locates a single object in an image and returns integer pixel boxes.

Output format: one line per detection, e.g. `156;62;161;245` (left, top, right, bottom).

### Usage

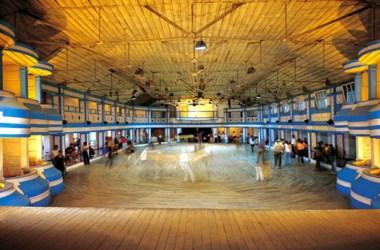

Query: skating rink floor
52;144;350;209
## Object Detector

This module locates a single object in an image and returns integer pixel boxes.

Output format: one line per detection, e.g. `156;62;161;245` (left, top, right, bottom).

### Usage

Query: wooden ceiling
2;0;378;104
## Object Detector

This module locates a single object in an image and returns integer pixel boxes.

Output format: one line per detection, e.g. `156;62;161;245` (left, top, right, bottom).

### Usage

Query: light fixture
194;40;207;51
256;94;261;99
247;66;256;74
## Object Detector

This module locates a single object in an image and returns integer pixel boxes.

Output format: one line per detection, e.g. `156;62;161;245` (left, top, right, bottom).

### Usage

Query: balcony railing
177;111;218;120
63;105;81;113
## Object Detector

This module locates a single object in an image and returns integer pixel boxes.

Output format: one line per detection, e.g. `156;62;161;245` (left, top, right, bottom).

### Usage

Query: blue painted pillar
114;102;117;123
290;98;293;121
307;93;311;120
0;50;3;90
368;64;377;100
101;98;105;122
20;67;28;98
83;94;88;122
58;86;63;115
35;76;41;102
354;73;361;102
332;87;337;118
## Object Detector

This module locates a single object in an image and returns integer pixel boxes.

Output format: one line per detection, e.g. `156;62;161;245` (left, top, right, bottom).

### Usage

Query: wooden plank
1;208;380;250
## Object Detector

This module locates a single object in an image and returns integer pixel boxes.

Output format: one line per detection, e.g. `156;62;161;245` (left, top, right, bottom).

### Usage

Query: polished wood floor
53;144;349;209
1;207;380;250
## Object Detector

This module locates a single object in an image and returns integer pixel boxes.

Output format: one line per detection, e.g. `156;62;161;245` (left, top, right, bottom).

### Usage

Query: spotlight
256;94;261;99
194;39;207;51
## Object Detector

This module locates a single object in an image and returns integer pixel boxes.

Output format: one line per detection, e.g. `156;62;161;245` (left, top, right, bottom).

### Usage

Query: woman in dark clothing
82;142;90;165
53;150;66;178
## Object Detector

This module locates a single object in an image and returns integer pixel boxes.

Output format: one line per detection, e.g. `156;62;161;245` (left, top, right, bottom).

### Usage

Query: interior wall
28;135;43;161
356;136;371;160
3;138;27;177
3;64;21;96
361;71;369;101
27;74;37;100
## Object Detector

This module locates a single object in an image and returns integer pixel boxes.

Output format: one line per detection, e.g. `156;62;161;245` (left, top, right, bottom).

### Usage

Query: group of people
313;142;337;172
249;134;336;174
272;137;309;169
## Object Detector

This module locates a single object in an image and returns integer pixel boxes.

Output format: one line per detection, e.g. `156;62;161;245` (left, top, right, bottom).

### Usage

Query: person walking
328;144;337;173
314;142;323;171
284;141;292;166
82;142;90;165
249;136;255;152
255;163;264;181
273;140;284;169
256;140;266;164
296;139;305;164
53;150;66;178
105;139;114;166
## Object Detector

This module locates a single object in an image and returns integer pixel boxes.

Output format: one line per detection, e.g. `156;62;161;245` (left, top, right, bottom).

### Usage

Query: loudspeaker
86;121;91;125
288;119;292;123
327;119;334;125
125;121;129;124
62;120;67;125
304;119;309;123
116;121;120;124
276;120;280;123
104;121;108;124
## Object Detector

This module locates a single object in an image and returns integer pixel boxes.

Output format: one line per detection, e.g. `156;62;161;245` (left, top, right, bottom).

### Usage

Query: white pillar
176;128;182;142
242;127;247;144
148;128;152;143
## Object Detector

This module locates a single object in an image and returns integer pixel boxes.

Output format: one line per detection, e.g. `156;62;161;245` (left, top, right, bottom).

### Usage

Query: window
314;90;329;110
340;82;355;105
293;96;306;111
281;101;290;113
271;103;278;114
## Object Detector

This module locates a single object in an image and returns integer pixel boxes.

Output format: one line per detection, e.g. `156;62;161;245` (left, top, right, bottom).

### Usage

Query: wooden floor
53;144;349;209
1;207;380;250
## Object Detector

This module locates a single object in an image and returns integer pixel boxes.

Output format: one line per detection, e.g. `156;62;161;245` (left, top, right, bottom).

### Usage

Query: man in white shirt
249;136;255;152
273;140;284;169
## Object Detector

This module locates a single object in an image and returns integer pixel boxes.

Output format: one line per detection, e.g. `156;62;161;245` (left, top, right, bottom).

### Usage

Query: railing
177;111;218;120
63;105;81;113
227;117;243;123
88;108;100;115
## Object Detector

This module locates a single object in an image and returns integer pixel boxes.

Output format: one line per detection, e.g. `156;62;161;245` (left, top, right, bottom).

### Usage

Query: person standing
291;135;296;158
328;144;337;173
284;141;292;166
105;138;114;166
314;142;323;171
256;140;266;164
273;140;284;169
82;142;90;165
296;139;305;164
53;150;66;178
249;136;255;152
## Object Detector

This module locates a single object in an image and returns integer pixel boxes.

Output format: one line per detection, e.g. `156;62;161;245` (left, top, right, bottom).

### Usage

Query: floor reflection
52;144;350;209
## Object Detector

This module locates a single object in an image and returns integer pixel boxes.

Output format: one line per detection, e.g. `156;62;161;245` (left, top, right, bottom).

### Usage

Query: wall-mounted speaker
327;119;334;125
62;120;67;125
116;121;120;124
304;119;309;124
288;119;293;123
104;121;108;124
86;121;91;125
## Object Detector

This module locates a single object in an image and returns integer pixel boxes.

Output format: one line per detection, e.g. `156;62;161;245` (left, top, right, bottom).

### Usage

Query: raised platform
0;207;379;249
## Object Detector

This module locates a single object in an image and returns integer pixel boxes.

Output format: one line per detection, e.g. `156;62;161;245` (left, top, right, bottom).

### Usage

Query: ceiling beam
194;3;245;36
143;5;191;36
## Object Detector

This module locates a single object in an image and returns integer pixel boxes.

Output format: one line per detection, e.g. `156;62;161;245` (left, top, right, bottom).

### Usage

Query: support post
20;67;28;98
368;64;377;100
355;73;361;102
